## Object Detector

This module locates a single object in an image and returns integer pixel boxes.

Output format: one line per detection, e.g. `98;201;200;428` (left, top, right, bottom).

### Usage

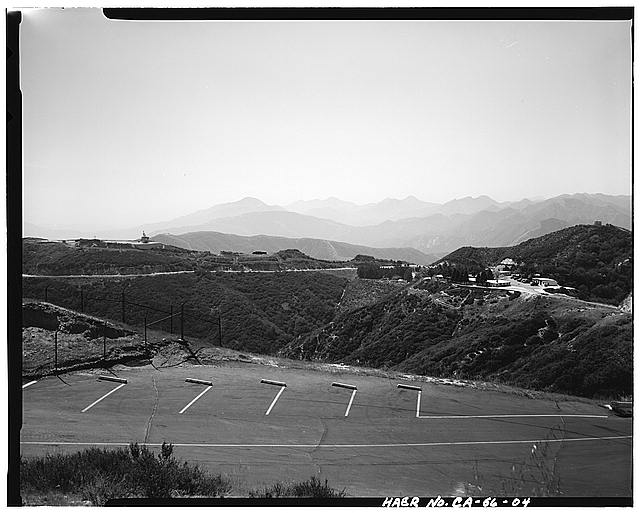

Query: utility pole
144;314;147;353
121;290;126;323
103;323;107;361
44;285;48;303
180;303;185;341
170;304;173;335
80;288;84;313
217;306;222;345
54;330;58;375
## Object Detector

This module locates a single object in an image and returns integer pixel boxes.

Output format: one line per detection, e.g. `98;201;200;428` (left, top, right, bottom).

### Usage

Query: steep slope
23;272;349;355
436;224;632;305
399;291;631;399
281;286;631;398
152;231;437;265
23;301;148;376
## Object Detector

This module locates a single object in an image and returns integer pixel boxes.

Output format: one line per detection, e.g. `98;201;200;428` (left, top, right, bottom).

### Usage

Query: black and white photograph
7;6;633;507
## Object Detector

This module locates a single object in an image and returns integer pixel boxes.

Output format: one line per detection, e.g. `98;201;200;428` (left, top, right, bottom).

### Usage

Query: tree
357;263;382;279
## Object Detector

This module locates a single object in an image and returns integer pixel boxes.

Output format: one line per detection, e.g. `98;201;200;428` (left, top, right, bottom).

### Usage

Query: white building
531;277;559;287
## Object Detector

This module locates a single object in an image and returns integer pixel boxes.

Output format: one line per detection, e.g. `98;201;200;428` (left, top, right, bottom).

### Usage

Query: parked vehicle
610;401;633;417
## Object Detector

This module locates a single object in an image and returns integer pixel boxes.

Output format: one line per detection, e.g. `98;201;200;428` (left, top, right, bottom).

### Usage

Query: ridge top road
22;267;358;279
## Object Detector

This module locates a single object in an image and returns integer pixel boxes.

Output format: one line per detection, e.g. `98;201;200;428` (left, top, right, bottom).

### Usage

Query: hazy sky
21;9;632;229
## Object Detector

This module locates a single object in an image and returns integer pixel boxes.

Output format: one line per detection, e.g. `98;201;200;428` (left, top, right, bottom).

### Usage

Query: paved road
455;281;619;310
21;363;631;497
22;268;358;279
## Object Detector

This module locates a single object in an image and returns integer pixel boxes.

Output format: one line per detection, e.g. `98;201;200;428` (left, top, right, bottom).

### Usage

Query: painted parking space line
81;383;127;413
344;389;357;417
397;384;422;417
261;379;287;416
179;385;213;414
22;380;38;389
20;435;632;449
265;386;286;416
417;414;609;419
332;382;357;417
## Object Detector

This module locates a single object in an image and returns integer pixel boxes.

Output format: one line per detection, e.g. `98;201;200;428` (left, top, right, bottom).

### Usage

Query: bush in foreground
249;476;346;498
21;442;230;505
464;427;563;497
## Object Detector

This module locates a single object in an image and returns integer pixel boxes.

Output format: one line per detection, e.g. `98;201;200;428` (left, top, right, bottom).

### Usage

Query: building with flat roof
531;277;558;287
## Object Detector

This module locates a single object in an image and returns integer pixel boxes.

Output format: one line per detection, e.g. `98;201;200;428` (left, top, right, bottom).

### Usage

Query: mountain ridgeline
152;231;437;265
144;194;630;256
25;193;631;258
435;224;632;305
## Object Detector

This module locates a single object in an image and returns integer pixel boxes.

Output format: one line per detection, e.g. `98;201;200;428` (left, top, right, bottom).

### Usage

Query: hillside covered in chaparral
433;223;632;305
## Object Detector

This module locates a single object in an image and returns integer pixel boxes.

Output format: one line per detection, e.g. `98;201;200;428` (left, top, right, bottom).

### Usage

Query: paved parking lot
21;363;632;496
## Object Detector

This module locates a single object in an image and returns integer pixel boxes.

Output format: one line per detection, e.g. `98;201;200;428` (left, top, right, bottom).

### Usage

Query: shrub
20;443;231;505
249;476;346;498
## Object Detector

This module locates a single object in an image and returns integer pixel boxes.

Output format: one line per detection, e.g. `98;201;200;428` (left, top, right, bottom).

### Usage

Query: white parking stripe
22;380;38;389
179;386;213;414
344;389;357;417
81;383;127;413
418;414;609;419
265;386;286;416
20;435;632;449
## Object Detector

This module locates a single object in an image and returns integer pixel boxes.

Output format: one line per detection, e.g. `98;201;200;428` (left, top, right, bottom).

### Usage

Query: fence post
217;306;222;344
180;303;184;341
121;291;126;323
103;323;107;361
170;304;173;335
54;330;58;375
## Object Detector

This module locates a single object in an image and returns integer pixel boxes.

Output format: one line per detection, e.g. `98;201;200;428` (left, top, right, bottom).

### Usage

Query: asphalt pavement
21;363;632;497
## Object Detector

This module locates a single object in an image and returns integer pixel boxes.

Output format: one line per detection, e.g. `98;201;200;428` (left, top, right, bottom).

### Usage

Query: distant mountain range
24;193;631;258
286;195;441;225
152;231;439;265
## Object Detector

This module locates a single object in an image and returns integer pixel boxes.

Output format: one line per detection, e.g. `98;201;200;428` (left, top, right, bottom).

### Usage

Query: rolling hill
22;240;366;276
